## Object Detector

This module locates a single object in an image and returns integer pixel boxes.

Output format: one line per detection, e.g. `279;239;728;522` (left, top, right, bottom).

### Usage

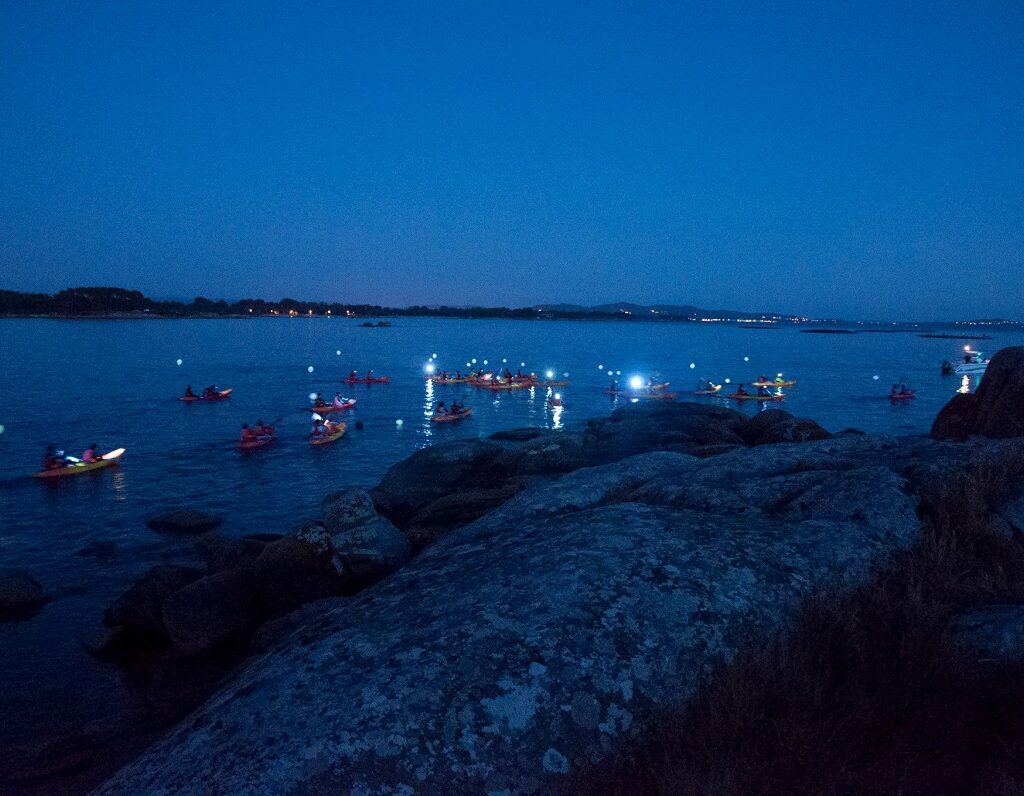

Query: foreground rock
100;436;941;794
146;509;222;534
0;569;49;621
932;346;1024;440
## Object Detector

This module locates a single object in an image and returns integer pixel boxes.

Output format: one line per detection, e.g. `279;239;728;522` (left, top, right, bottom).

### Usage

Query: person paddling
184;385;196;398
82;444;99;463
42;445;64;471
735;384;749;397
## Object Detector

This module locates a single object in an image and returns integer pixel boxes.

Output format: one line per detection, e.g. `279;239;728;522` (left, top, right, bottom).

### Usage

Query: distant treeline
0;286;688;322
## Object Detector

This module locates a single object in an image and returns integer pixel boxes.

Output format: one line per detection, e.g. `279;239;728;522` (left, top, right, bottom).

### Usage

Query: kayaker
891;384;899;397
314;393;327;408
240;423;254;442
900;384;909;395
254;419;272;436
203;385;217;399
82;444;99;463
333;393;344;407
757;385;771;397
696;378;706;391
758;375;768;383
365;370;374;380
735;384;749;397
184;385;196;398
348;370;358;380
42;445;64;471
311;416;329;437
435;401;446;415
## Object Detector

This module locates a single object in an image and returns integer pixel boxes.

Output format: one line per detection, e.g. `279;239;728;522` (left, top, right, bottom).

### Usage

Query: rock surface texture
932;346;1024;439
97;395;1024;794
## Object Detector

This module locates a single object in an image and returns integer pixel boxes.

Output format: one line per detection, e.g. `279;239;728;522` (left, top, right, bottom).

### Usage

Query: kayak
179;389;233;402
426;377;469;384
693;385;722;395
889;392;916;401
342;377;390;384
34;448;125;479
604;390;677;400
303;399;356;413
728;393;785;401
751;380;797;388
537;381;570;388
431;408;473;423
310;423;346;445
477;382;531;391
239;434;275;450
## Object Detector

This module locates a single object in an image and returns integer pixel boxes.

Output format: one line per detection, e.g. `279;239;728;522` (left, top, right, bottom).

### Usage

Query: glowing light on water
309;392;317;400
0;425;5;435
176;359;183;366
425;363;436;374
396;419;404;426
689;363;695;369
554;393;561;400
336;350;341;355
777;372;783;378
502;358;507;363
546;370;554;379
743;356;749;362
615;370;621;376
872;375;880;381
432;353;437;359
563;372;570;378
598;364;603;370
307;366;314;373
629;375;644;390
471;358;477;364
607;370;614;376
483;359;488;365
520;362;525;367
725;378;731;384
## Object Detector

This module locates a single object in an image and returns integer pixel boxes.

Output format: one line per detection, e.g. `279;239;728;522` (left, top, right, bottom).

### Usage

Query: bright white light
307;366;314;373
964;345;970;351
546;370;554;379
743;356;750;362
629;376;644;390
554;393;561;400
502;358;507;363
520;362;525;367
336;350;341;356
432;353;437;359
176;358;182;366
309;392;317;400
471;358;477;364
483;359;488;365
872;375;880;381
777;372;783;378
466;362;471;367
725;378;731;384
689;363;696;369
396;419;404;426
598;364;603;370
425;363;436;374
607;370;614;376
615;370;621;376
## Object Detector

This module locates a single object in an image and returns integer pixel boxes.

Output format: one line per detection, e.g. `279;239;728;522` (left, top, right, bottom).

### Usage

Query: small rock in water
0;569;49;621
147;509;223;535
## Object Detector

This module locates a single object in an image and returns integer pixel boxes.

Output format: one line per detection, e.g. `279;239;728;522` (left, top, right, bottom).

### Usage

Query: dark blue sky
2;2;1022;319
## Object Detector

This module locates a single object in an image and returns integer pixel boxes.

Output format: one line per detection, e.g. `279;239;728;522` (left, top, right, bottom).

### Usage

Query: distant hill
535;302;788;321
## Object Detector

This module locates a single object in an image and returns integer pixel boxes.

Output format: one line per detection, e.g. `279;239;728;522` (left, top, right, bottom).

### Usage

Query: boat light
307;366;314;373
629;375;644;390
425;363;436;374
689;363;695;369
546;370;554;379
176;358;182;366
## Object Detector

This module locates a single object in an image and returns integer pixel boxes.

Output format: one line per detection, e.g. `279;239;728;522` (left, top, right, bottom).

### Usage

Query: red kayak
303;399;357;413
239;434;275;450
342;376;390;384
889;391;916;401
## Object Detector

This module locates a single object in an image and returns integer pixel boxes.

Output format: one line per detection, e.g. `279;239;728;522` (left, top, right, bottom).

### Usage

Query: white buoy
307;365;314;373
873;375;880;380
396;419;404;426
176;358;183;366
725;378;731;384
743;356;749;362
689;363;695;369
309;392;317;400
336;350;341;355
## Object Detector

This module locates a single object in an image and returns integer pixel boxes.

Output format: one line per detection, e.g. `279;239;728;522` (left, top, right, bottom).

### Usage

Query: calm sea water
0;317;1019;752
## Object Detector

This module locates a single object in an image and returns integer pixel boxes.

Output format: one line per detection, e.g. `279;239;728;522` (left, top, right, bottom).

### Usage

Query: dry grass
575;452;1024;796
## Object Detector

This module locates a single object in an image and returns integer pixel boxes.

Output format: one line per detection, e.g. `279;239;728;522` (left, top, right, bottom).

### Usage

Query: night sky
2;2;1022;319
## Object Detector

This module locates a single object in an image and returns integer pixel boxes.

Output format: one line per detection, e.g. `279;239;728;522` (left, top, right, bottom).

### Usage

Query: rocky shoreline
6;348;1024;793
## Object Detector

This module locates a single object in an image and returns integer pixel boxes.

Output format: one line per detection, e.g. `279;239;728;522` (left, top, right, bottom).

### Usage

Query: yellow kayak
309;423;346;446
34;448;125;479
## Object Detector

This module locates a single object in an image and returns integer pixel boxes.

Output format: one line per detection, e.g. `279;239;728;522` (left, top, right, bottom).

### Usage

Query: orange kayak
431;408;473;423
34;448;125;478
180;389;233;402
310;423;346;445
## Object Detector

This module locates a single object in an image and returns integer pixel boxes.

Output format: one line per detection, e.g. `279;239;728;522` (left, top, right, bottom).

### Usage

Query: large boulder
322;488;379;534
147;509;222;535
104;564;204;632
161;568;260;655
192;534;269;575
251;523;350;614
739;408;830;446
0;570;49;621
97;443;923;794
330;517;412;586
932;346;1024;439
